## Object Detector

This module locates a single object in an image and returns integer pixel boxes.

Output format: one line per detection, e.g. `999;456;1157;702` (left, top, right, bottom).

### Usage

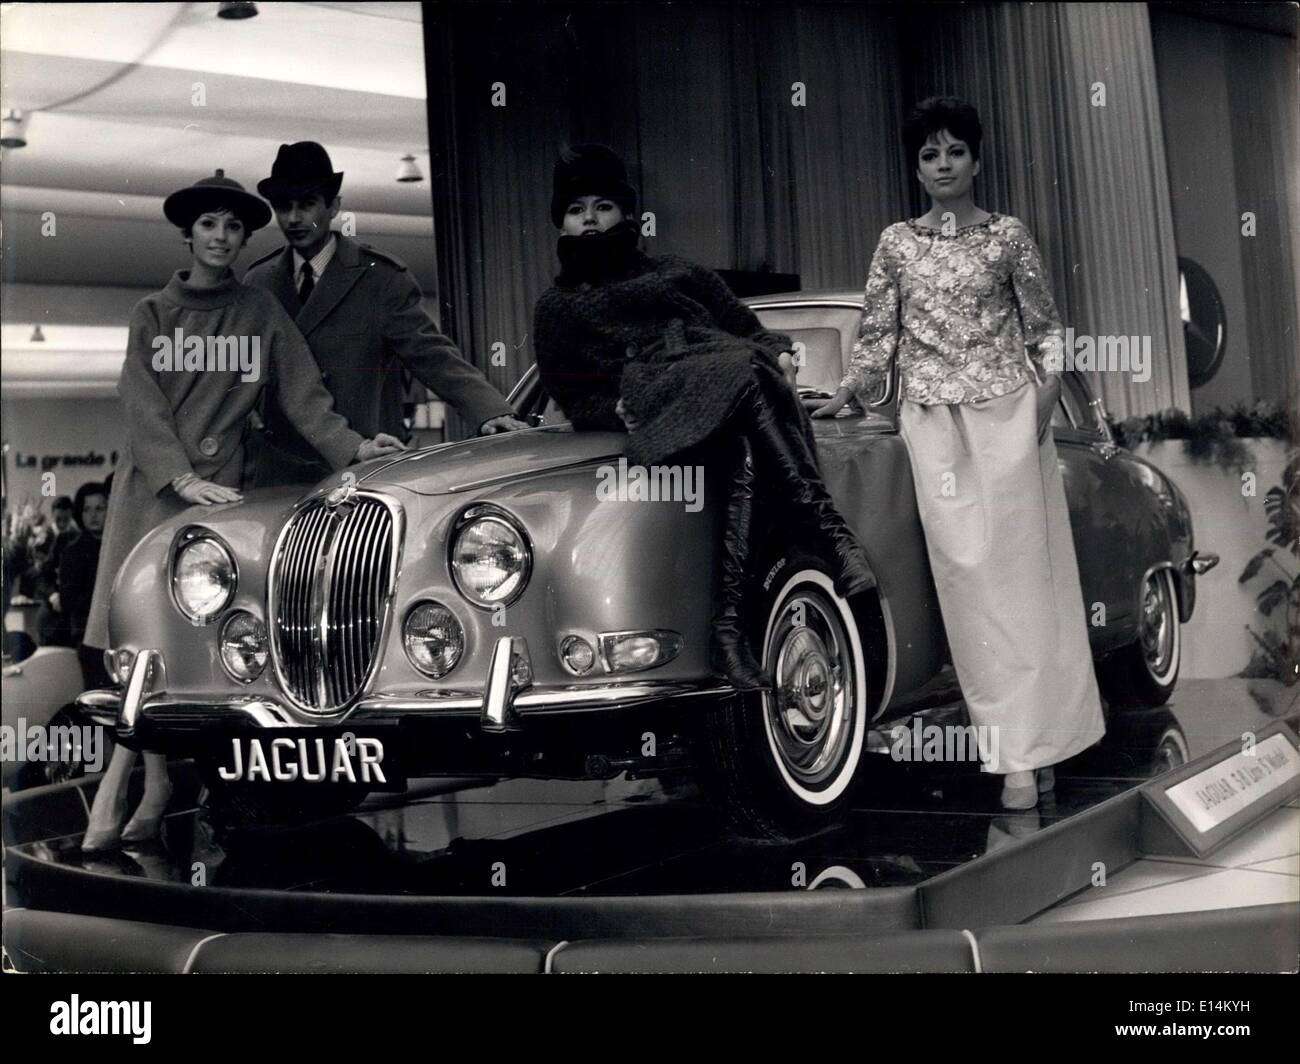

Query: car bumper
77;638;733;736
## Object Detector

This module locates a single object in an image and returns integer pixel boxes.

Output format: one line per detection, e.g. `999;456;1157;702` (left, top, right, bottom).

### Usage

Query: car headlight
451;508;531;607
404;601;465;678
220;611;268;682
172;534;236;624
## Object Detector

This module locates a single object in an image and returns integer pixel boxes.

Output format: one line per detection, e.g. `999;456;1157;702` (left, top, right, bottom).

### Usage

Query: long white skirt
899;381;1106;774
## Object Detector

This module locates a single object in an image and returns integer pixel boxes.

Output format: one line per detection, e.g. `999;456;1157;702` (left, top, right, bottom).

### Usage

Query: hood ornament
324;480;357;518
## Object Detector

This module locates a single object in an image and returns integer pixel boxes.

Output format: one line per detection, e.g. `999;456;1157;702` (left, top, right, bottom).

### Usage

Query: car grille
269;493;400;712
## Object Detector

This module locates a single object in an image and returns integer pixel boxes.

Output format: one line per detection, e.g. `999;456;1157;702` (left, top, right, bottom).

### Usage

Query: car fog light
560;635;595;675
601;630;683;674
404;601;465;678
219;611;268;682
105;648;135;685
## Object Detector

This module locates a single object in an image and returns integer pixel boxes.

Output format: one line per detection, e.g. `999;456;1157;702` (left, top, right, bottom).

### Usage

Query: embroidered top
841;213;1064;405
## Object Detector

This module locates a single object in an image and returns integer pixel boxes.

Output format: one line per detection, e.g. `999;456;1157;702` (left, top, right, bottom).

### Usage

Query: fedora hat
550;144;637;228
163;169;272;231
258;141;344;202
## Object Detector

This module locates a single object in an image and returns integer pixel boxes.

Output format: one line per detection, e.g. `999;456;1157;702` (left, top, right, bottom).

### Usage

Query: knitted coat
533;246;793;466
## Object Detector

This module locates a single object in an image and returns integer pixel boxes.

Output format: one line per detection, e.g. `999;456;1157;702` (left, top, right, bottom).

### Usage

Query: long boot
741;375;876;598
709;435;773;691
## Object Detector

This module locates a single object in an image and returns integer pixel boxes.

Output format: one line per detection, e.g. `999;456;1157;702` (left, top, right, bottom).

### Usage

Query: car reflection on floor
23;678;1299;898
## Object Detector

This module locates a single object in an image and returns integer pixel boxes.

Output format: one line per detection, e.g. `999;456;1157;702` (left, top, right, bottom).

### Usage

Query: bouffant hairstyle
903;97;984;165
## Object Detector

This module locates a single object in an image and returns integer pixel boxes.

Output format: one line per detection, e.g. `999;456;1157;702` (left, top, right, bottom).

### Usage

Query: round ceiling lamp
2;110;29;149
396;154;424;183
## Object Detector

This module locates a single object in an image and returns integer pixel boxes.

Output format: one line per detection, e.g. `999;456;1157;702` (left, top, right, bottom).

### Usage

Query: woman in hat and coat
533;145;874;692
81;171;404;851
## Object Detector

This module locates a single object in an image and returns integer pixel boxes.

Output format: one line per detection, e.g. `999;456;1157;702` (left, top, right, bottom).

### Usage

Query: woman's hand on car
174;474;243;506
809;386;853;418
615;398;639;432
1035;374;1062;443
355;433;407;463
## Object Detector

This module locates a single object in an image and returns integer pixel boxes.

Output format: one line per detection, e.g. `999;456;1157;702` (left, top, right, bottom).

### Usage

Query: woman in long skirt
812;98;1106;808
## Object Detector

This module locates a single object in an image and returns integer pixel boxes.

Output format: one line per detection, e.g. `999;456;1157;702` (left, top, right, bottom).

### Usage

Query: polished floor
12;679;1298;914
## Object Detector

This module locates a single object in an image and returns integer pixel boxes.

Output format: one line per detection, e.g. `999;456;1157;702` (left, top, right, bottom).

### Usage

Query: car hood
358;426;626;495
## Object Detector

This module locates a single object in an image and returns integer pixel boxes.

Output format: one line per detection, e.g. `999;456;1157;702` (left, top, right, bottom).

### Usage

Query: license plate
210;730;404;791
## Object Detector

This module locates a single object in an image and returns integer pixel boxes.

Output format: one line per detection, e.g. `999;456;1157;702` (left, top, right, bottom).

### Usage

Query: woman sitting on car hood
533;145;873;691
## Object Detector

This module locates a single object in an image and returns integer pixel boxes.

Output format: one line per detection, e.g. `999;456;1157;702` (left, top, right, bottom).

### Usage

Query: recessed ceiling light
218;2;258;19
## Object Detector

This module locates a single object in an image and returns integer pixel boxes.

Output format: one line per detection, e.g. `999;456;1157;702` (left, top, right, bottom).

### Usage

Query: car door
1053;373;1137;650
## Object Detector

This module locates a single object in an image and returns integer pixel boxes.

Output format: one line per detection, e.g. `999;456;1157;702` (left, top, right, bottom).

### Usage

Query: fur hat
550;144;637;228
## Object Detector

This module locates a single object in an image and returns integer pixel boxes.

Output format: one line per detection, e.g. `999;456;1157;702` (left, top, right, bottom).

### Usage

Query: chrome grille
269;493;399;713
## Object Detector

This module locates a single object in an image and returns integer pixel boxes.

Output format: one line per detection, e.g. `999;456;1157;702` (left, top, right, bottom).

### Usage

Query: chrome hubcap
1138;571;1174;677
765;591;854;786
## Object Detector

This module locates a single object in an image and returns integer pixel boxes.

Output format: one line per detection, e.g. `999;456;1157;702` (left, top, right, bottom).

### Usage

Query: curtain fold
903;1;1190;418
1224;24;1299;420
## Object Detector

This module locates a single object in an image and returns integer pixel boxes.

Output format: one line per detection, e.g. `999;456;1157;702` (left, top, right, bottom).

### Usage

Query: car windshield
514;300;890;424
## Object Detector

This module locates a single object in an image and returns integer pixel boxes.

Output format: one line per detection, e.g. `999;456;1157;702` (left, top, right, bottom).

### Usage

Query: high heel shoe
1000;770;1039;810
82;790;129;853
120;780;174;843
709;436;773;692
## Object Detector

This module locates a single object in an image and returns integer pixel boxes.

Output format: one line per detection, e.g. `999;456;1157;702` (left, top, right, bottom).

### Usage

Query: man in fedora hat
244;141;525;486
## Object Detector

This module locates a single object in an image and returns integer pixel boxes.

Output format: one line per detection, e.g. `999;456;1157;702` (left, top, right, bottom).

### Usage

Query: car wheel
701;552;875;842
199;769;371;831
1100;567;1181;707
17;706;108;789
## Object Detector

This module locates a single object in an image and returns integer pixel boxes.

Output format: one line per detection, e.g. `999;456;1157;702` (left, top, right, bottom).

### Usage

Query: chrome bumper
77;637;732;733
1182;550;1220;576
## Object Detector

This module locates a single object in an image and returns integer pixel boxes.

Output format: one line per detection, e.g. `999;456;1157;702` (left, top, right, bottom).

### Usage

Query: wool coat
244;235;515;485
533;251;793;466
84;271;364;650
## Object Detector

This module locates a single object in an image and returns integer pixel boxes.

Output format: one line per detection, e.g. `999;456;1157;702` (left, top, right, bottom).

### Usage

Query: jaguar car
77;290;1219;840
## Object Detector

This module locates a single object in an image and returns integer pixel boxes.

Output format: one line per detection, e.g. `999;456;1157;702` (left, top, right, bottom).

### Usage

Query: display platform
4;679;1297;972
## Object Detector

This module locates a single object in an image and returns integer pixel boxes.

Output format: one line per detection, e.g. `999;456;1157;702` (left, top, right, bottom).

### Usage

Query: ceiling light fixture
2;110;29;149
218;2;258;19
396;154;423;183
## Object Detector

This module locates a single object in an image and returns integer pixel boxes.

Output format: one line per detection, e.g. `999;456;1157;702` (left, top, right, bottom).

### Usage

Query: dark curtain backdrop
423;0;1192;436
1223;22;1298;421
423;1;909;436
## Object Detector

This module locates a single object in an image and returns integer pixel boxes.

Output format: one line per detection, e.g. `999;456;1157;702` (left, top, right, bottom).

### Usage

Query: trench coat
244;235;515;485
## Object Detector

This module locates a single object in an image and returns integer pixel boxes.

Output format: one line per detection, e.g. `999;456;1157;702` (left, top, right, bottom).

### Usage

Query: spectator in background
59;481;110;688
36;495;81;646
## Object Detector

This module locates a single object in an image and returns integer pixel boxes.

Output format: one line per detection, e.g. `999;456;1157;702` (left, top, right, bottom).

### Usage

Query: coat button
198;436;219;457
321;372;332;385
625;344;638;357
